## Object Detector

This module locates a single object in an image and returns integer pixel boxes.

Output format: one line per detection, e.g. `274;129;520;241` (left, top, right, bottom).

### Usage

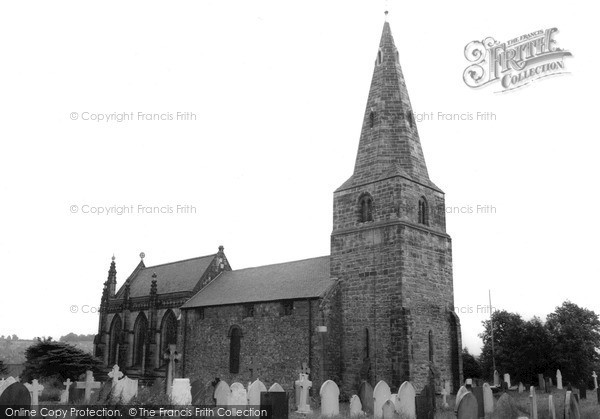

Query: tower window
369;111;375;128
376;49;383;66
358;194;374;223
281;300;294;316
418;197;429;226
244;304;255;318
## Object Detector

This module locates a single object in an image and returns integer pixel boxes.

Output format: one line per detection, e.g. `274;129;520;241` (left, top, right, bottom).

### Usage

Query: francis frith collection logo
463;28;572;92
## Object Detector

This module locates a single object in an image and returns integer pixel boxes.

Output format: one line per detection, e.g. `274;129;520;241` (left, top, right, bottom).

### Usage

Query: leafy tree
479;310;526;381
513;317;554;384
462;347;482;379
21;340;102;382
11;334;18;341
546;301;600;387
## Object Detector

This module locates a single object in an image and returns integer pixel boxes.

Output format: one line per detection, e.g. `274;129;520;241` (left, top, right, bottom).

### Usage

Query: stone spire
106;255;117;298
340;21;436;191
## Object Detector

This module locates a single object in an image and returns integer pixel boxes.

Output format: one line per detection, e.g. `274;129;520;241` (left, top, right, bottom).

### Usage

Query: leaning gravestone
214;381;230;406
349;395;364;417
373;380;391;419
358;381;374;414
382;399;396;419
565;390;581;419
247;379;267;406
260;390;288;419
0;382;32;415
0;377;17;398
455;385;469;411
397;381;416;419
538;374;545;392
319;380;340;417
120;377;138;403
457;392;478;419
494;393;521;419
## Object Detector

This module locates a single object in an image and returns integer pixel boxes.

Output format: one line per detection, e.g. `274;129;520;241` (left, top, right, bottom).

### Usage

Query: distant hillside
0;339;94;364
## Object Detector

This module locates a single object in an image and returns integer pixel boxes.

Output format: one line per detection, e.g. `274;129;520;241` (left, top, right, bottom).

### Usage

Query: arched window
418;197;429;226
359;194;373;223
132;312;148;368
160;310;178;364
108;315;122;366
229;326;242;374
364;328;370;359
428;330;434;362
376;49;383;66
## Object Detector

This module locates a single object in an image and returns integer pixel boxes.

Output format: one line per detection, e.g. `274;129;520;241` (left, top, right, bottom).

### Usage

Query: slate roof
125;254;216;297
181;256;334;308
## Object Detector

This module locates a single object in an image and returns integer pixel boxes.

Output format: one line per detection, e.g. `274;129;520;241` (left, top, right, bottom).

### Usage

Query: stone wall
182;298;328;394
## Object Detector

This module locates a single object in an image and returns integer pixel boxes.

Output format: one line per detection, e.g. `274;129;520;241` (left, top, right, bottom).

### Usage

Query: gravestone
455;385;469;411
471;386;484;419
494;393;520;419
456;392;478;419
228;382;247;408
565;390;581;419
579;382;586;400
538;374;545;392
98;381;114;404
482;383;494;416
503;374;511;388
597;387;600;405
382;399;396;419
0;377;17;397
529;386;538;419
294;373;311;413
214;381;230;406
349;394;364;417
247;379;267;406
397;381;416;419
268;383;284;392
556;370;563;390
108;365;123;387
546;377;552;393
260;391;288;419
191;380;205;405
319;380;340;417
416;383;435;419
373;380;391;419
120;377;138;403
548;394;556;419
358;381;374;414
493;371;500;387
294;363;310;409
518;382;524;393
0;382;31;414
24;379;44;407
60;379;72;404
593;371;598;390
171;378;192;405
164;344;181;397
75;371;101;403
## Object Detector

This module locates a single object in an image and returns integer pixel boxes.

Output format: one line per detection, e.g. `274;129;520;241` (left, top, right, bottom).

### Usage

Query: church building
94;21;463;398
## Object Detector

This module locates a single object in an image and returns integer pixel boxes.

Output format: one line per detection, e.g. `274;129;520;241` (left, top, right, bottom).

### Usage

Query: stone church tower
330;21;463;393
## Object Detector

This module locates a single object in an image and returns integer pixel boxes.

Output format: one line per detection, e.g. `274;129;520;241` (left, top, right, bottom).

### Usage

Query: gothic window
359;194;374;223
160;310;178;364
364;328;370;359
282;300;294;316
428;330;434;362
418;197;429;226
244;304;254;318
369;111;375;128
108;315;122;367
132;312;148;368
229;326;242;374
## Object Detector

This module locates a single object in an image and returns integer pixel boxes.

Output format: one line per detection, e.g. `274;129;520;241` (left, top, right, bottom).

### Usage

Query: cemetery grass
509;389;600;419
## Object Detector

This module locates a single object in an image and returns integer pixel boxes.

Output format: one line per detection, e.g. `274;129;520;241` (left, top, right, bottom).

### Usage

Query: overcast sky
0;0;598;355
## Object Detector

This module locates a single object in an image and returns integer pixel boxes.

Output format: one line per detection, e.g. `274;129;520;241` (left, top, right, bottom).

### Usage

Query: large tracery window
108;315;122;366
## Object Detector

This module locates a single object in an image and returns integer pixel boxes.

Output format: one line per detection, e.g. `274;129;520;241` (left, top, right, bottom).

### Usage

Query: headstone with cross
108;365;124;388
24;379;44;407
593;371;598;390
60;379;72;404
76;371;101;403
441;380;450;408
295;364;312;414
164;344;182;396
295;362;310;409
